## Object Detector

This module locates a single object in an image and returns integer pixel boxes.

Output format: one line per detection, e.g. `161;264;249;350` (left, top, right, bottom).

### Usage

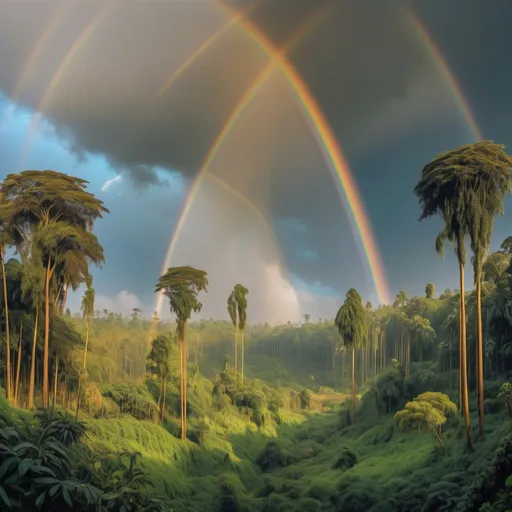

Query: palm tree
461;142;512;439
0;220;14;402
76;280;95;420
32;222;104;408
335;288;366;423
425;283;435;299
234;284;249;384
227;291;238;376
414;144;484;451
155;266;208;440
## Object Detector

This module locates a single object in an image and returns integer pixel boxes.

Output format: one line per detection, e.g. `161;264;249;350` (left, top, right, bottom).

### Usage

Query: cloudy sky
0;0;511;324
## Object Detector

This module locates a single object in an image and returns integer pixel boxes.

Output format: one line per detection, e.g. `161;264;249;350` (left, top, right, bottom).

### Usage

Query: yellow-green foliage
395;392;456;439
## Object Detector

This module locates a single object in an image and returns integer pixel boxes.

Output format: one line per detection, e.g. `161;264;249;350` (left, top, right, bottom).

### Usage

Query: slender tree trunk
83;319;90;370
241;330;245;384
14;320;23;407
43;259;51;408
448;338;452;390
459;304;463;414
459;263;473;451
351;348;356;424
234;327;238;379
475;278;484;439
360;347;364;387
161;377;167;422
52;355;59;412
1;256;12;402
75;317;90;421
180;335;186;440
341;351;345;388
157;377;162;417
60;284;69;315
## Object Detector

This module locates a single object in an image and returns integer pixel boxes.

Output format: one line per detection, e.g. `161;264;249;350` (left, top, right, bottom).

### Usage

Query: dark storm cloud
0;0;491;297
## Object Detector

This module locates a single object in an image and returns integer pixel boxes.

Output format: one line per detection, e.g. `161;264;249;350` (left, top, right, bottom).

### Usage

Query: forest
0;141;512;511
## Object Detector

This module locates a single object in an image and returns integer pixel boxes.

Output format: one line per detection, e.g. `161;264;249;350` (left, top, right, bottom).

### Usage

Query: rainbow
149;7;330;340
20;3;116;169
406;8;482;141
146;172;281;343
126;4;253;163
154;0;392;332
153;5;253;102
0;3;68;130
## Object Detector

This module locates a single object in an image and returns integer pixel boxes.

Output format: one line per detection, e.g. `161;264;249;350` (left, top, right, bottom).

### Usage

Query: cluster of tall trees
415;140;512;450
325;141;512;440
149;276;250;440
0;170;107;412
2;141;512;456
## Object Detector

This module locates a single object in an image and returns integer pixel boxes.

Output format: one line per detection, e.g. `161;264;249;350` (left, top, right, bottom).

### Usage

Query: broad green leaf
0;486;10;507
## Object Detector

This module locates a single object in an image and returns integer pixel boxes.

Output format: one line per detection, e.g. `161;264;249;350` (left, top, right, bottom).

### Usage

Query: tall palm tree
227;291;238;375
335;288;366;423
75;279;95;419
32;222;104;408
80;281;95;371
234;284;249;384
0;220;14;402
414;145;479;451
461;142;512;439
155;266;208;440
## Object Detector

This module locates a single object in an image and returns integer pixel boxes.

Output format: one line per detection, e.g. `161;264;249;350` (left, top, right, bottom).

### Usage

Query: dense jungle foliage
1;144;512;511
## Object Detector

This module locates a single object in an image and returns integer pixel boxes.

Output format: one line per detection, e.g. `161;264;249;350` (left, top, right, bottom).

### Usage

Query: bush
255;439;295;472
332;447;358;470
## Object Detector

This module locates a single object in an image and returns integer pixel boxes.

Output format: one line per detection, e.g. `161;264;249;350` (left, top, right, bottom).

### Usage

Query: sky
0;0;512;324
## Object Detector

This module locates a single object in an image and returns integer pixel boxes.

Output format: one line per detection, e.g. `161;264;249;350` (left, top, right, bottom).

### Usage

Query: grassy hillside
46;389;510;512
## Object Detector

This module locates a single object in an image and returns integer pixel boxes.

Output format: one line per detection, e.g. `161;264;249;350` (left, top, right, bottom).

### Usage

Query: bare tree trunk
14;320;23;407
157;377;162;418
449;338;452;390
75;317;90;421
43;259;51;408
459;303;463;414
241;330;245;384
60;284;69;315
183;337;187;438
180;336;186;440
28;307;39;409
351;348;356;424
1;256;12;402
475;278;485;439
161;377;167;422
234;327;238;379
52;355;59;412
459;263;473;451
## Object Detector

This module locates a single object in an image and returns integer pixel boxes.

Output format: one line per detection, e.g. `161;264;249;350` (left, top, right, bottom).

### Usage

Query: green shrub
255;439;295;472
332;446;358;470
